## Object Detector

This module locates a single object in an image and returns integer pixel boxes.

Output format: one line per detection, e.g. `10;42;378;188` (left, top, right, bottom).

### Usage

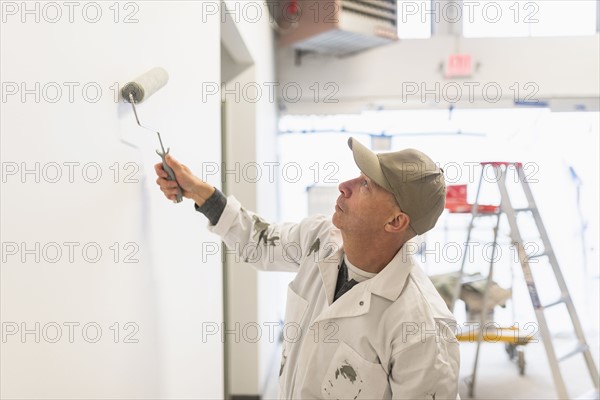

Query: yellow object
456;325;534;346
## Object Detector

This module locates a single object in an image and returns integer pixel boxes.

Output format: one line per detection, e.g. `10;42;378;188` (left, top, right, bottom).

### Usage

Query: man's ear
384;212;410;233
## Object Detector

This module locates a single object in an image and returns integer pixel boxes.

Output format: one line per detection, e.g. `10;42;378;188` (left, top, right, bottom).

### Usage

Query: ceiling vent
277;0;398;57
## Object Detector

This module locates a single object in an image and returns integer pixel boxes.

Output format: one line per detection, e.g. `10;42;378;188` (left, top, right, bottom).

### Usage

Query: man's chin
331;212;341;228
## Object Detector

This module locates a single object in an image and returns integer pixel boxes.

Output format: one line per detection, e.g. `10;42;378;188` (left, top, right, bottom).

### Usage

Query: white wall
277;35;600;114
223;66;260;396
220;1;281;397
1;2;222;398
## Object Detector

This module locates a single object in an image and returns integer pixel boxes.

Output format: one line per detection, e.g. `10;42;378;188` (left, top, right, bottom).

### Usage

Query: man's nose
338;179;352;197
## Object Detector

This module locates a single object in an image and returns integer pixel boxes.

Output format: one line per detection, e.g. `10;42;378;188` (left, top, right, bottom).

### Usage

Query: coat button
359;301;364;306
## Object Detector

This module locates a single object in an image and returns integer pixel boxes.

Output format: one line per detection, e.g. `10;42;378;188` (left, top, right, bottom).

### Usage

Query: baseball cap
347;137;446;235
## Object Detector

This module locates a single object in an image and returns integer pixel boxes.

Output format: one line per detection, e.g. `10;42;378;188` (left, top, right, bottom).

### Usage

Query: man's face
332;173;401;237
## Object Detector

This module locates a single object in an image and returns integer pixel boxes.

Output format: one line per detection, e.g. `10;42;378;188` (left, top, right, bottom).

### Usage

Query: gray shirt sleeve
194;188;227;225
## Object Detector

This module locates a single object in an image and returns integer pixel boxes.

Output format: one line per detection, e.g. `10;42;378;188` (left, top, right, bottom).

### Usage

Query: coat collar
365;244;414;302
314;245;414;323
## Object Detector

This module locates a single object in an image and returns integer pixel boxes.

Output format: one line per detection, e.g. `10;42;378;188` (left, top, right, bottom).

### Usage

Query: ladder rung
542;298;564;309
528;250;552;260
514;207;535;213
472;211;501;217
558;344;589;362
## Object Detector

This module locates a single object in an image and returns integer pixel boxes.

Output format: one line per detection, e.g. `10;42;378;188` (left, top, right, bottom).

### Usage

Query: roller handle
156;148;183;203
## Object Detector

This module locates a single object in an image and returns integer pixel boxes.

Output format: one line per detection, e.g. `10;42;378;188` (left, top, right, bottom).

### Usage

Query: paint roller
122;67;183;203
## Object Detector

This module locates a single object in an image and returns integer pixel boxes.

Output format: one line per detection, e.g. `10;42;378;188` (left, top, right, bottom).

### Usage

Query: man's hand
155;155;216;206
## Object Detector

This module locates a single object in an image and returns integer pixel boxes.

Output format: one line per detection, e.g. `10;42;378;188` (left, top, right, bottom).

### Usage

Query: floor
458;336;599;399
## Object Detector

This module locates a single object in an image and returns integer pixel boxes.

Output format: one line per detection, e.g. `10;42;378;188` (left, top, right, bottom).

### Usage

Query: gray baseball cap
347;137;446;235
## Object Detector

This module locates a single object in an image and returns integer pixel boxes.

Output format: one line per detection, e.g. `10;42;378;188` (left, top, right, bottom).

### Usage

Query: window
397;0;432;39
462;0;598;38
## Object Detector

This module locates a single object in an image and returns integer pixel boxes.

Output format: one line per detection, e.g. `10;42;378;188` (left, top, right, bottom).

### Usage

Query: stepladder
449;161;599;399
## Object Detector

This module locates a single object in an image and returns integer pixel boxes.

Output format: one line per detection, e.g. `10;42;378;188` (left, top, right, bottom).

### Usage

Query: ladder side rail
517;166;600;390
451;170;486;310
517;166;574;300
469;212;503;398
497;165;570;399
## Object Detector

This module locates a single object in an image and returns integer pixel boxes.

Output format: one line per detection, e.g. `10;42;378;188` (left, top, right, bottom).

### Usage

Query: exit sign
445;54;473;78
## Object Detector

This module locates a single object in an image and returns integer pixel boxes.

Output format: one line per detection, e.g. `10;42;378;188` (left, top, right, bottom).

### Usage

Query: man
155;137;460;399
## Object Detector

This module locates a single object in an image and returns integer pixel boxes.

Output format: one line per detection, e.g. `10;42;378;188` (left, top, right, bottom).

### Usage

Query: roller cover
121;67;169;103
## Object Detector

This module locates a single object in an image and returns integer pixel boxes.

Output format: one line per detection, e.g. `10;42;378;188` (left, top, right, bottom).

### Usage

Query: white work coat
209;196;460;399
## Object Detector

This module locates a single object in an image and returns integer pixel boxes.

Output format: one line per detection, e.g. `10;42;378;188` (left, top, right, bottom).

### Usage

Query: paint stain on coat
308;238;320;257
324;360;364;399
279;354;287;377
334;362;357;383
252;215;279;246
